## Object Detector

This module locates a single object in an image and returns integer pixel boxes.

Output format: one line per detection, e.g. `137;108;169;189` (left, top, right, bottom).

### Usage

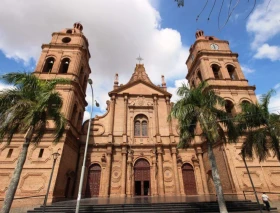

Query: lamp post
42;152;60;213
76;79;99;213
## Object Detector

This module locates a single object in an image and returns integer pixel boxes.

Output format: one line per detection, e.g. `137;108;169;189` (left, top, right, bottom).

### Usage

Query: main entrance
86;164;101;197
182;163;197;195
134;159;150;196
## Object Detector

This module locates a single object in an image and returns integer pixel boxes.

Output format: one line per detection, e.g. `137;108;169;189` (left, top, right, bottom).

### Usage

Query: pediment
109;80;171;96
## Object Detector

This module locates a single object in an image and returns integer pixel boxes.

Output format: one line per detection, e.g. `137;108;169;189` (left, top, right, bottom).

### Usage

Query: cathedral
0;23;279;208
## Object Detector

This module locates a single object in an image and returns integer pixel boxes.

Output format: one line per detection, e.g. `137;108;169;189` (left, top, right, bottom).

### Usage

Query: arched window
42;57;55;73
212;64;221;79
227;65;238;80
134;121;140;136
197;71;203;83
241;100;250;105
225;100;235;116
142;121;148;136
59;58;70;74
134;114;148;137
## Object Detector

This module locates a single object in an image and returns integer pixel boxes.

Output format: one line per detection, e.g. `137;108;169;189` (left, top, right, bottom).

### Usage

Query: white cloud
241;65;255;74
254;44;280;61
246;0;280;48
167;78;188;103
246;0;280;61
274;83;280;90
269;91;280;113
0;83;12;91
0;0;189;118
83;111;90;123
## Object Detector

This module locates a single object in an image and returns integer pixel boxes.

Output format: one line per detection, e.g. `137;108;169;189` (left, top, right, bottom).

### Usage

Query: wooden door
86;164;101;197
134;159;150;196
182;163;197;195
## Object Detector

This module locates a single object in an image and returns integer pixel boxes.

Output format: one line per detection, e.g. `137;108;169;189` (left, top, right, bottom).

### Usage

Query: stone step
27;200;270;213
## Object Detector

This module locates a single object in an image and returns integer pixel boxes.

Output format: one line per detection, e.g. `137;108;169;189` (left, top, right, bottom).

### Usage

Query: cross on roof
136;55;143;64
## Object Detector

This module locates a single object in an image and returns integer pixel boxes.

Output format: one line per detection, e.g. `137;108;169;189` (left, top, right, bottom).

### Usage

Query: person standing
262;192;270;211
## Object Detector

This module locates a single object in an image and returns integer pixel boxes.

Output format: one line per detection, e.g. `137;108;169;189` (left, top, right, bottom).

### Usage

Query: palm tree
236;90;280;213
238;90;280;162
0;72;69;213
169;82;239;213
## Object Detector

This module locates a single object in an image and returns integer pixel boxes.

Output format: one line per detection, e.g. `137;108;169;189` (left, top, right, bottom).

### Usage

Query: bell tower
34;22;90;132
32;23;91;201
186;30;258;194
186;30;257;114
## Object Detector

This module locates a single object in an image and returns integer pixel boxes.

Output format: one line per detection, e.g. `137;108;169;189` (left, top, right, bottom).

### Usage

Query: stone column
126;150;133;197
166;96;175;143
153;95;159;136
152;154;158;196
197;148;209;194
157;146;164;195
166;96;173;134
105;146;112;196
192;156;204;194
120;146;127;197
171;147;180;195
108;95;116;143
123;94;128;143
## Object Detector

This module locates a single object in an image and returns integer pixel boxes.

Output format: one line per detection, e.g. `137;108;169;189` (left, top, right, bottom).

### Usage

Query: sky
0;0;279;121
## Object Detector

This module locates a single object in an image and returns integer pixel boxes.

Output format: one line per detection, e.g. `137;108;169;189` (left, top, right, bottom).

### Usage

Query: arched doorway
182;163;197;195
86;164;101;197
134;159;150;196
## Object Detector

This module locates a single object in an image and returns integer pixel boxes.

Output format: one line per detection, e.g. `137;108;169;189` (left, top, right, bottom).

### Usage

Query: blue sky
0;0;279;119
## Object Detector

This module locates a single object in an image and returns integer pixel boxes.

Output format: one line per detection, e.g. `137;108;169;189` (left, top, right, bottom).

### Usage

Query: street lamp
76;79;99;213
42;151;60;213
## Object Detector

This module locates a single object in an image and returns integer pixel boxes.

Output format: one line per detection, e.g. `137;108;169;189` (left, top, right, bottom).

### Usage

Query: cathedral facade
0;24;279;207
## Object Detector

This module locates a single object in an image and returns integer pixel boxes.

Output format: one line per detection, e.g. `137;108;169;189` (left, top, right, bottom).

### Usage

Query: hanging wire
196;0;209;21
208;0;217;21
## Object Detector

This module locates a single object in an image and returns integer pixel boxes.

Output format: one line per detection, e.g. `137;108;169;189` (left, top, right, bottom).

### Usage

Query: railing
243;191;280;200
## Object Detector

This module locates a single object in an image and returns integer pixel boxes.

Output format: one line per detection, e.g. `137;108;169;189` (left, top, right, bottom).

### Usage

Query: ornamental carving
111;166;122;183
163;167;174;182
129;96;153;107
0;173;10;192
19;173;46;193
268;171;280;187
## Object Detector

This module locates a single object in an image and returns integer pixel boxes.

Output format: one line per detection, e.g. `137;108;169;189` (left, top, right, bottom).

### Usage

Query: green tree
0;73;69;213
238;90;280;161
169;82;238;213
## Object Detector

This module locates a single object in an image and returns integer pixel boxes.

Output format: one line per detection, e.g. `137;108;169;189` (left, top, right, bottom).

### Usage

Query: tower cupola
74;22;83;32
195;30;205;40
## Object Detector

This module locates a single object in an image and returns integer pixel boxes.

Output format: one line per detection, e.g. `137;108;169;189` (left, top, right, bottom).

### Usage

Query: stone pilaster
120;146;127;196
196;148;209;194
126;150;133;197
151;149;158;196
123;94;128;143
105;145;112;196
108;95;115;143
171;147;180;195
192;155;204;194
157;146;164;195
153;95;160;137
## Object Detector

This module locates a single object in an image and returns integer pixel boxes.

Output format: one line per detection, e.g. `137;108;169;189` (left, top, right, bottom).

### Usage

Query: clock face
210;43;219;50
